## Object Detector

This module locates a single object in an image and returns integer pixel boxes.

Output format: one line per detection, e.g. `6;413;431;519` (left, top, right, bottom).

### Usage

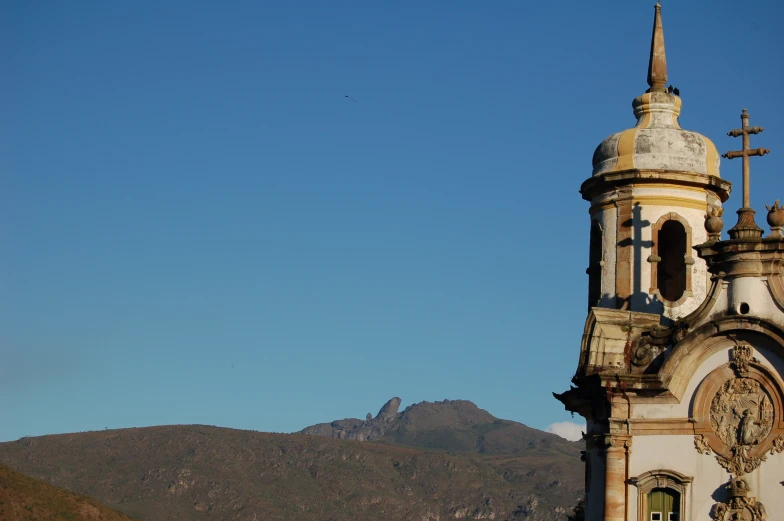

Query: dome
591;91;721;177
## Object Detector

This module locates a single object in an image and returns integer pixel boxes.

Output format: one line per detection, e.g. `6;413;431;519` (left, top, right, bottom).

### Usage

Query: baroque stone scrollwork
631;337;655;367
694;342;774;476
711;478;767;521
704;345;775;474
694;434;712;454
771;434;784;454
692;341;784;476
713;446;767;476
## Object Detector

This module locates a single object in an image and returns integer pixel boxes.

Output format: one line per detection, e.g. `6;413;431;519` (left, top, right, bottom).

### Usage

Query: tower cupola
591;4;720;178
591;91;721;178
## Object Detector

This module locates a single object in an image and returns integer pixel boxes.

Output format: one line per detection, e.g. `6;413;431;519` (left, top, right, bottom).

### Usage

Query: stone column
603;437;626;521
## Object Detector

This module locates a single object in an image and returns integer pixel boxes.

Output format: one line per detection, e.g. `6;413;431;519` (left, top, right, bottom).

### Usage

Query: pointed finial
647;3;668;93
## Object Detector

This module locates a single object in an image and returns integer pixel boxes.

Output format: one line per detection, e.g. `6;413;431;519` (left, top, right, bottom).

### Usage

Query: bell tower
583;2;730;321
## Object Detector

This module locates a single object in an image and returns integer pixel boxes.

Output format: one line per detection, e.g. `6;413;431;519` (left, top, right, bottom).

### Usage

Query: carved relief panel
692;342;784;475
711;377;773;450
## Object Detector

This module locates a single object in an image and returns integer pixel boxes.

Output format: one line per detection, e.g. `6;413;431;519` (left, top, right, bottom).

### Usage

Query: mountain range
0;398;583;521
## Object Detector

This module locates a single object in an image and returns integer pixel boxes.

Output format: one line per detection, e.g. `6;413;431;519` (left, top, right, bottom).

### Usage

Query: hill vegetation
0;463;136;521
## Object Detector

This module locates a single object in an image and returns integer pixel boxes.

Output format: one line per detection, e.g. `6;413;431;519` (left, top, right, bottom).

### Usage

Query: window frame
630;469;692;521
648;213;694;307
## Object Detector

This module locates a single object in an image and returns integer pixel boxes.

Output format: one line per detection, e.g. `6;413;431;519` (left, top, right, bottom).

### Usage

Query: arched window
631;469;691;521
649;213;693;305
587;220;604;310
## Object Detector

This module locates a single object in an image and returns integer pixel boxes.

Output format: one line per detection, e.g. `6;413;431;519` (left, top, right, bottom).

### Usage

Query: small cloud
545;421;585;441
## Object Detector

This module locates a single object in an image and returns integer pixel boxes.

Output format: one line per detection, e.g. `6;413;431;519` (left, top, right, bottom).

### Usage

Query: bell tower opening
656;220;687;302
587;220;603;309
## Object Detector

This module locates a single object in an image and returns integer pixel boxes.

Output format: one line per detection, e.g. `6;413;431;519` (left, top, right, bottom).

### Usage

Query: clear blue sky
1;1;782;442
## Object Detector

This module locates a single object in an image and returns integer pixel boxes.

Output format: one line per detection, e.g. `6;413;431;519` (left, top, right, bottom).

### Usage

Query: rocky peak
376;397;401;422
301;398;580;459
300;397;404;442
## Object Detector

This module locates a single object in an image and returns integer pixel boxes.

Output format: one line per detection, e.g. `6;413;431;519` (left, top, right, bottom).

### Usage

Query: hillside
0;463;136;521
302;398;580;457
0;424;582;521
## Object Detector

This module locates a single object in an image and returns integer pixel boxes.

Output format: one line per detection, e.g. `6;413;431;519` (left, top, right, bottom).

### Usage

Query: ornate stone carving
631;338;654;367
770;434;784;455
714;446;767;476
711;478;767;521
694;434;712;454
708;375;774;475
710;377;774;449
693;342;782;476
731;341;753;376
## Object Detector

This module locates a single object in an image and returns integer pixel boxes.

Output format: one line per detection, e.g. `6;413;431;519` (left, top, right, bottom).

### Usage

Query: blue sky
1;1;782;442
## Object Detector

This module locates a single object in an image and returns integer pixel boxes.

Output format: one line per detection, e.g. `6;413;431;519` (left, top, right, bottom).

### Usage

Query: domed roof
591;92;721;177
591;3;720;178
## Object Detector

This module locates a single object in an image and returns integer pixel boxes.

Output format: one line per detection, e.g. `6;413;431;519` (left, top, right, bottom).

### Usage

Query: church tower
584;3;729;322
556;5;783;521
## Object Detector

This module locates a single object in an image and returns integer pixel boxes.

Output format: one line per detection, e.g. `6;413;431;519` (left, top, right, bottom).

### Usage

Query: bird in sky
345;95;358;102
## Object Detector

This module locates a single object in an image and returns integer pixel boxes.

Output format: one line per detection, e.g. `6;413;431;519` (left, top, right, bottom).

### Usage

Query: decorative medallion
692;342;784;476
710;478;767;521
710;377;774;449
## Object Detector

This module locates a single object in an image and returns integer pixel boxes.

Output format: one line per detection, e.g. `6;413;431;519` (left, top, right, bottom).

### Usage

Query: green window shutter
647;488;680;521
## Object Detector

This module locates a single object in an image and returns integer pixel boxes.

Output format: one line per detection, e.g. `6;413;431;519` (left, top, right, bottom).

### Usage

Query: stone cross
722;108;770;209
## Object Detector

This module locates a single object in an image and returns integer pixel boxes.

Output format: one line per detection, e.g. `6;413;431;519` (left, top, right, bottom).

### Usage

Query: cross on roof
722;109;771;240
722;108;770;209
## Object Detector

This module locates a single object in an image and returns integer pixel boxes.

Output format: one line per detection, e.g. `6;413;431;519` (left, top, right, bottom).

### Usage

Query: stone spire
646;3;668;93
